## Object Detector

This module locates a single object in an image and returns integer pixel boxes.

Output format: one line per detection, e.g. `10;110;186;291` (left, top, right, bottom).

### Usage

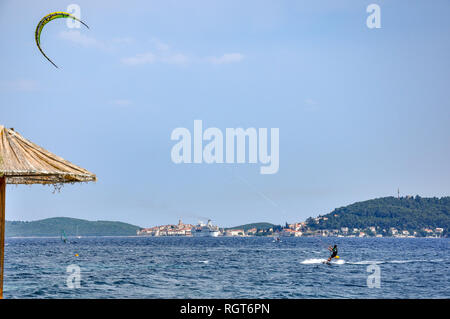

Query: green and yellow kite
35;12;89;68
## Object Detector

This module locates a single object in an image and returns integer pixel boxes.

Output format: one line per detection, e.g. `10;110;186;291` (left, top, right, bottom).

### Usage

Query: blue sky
1;0;449;227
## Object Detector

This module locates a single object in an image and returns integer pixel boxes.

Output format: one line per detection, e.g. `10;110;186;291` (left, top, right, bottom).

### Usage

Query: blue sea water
3;237;449;298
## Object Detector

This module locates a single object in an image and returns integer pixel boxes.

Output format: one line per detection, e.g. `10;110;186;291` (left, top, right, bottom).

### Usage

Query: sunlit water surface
4;237;449;298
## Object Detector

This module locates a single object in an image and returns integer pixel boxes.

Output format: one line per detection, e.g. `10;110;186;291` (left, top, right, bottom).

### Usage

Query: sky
1;0;449;228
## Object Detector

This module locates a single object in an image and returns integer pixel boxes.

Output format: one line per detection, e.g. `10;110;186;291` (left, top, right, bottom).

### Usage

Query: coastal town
137;218;446;238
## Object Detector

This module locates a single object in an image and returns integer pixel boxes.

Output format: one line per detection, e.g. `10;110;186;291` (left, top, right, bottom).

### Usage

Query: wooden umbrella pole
0;176;5;299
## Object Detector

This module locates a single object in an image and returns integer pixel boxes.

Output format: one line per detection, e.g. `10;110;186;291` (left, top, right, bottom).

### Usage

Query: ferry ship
192;220;220;237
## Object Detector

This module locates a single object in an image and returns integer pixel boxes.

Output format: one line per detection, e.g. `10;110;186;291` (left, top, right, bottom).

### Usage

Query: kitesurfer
327;245;338;262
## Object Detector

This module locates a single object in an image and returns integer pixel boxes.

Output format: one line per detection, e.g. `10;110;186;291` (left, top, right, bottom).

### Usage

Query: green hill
306;196;450;236
225;222;276;231
5;217;142;237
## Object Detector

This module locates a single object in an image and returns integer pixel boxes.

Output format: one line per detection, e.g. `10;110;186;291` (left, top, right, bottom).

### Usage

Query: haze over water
4;237;449;298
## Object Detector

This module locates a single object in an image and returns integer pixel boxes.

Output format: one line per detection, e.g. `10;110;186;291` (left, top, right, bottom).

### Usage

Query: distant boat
76;226;82;239
192;220;220;237
61;230;69;243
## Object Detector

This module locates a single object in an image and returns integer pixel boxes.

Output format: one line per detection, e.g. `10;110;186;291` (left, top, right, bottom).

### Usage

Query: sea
3;236;449;299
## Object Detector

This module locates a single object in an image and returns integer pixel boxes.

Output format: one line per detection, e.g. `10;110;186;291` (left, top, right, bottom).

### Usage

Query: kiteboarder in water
327;245;338;262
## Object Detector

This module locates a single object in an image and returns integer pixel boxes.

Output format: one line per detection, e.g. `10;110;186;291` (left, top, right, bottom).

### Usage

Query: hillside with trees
6;217;141;237
306;196;449;237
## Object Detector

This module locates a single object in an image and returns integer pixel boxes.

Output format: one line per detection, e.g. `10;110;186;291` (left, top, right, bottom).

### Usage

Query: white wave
198;260;209;264
301;258;441;265
390;259;426;264
301;258;345;265
430;259;444;263
348;259;434;265
348;260;384;265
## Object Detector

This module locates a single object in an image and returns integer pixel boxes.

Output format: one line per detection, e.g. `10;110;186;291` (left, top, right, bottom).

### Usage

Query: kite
35;12;89;68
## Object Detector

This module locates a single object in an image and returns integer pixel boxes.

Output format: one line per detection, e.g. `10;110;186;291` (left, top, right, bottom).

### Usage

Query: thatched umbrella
0;125;96;298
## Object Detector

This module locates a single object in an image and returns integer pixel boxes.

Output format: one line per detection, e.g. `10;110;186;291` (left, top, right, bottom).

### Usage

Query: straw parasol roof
0;125;96;184
0;125;96;299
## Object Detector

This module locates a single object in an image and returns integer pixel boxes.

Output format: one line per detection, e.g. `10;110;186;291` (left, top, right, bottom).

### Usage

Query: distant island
138;196;448;238
6;196;449;238
305;195;449;238
5;217;141;237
